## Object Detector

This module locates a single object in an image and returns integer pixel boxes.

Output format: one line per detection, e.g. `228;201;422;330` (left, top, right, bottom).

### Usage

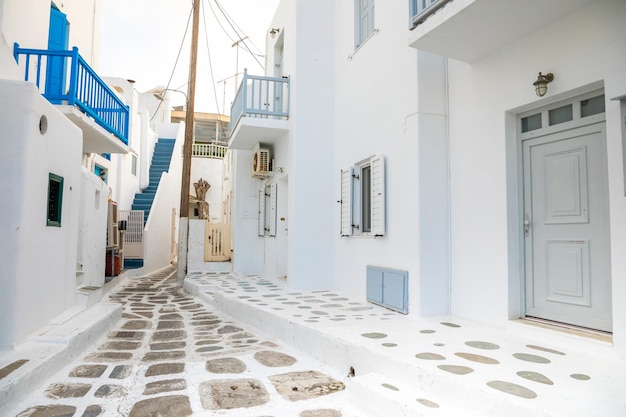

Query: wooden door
205;223;231;262
523;123;612;331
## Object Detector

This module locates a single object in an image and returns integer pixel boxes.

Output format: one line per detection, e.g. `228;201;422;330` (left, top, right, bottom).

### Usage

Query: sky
99;0;280;114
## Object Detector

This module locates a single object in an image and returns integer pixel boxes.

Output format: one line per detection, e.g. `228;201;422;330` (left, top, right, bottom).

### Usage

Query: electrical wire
213;0;264;68
212;0;264;57
207;0;264;69
201;0;228;137
150;6;194;122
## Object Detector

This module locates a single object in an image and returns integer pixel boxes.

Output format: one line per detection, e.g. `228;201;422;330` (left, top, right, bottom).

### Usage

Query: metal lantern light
533;72;554;97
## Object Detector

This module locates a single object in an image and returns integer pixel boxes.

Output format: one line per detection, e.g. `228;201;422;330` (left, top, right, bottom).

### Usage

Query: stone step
346;372;468;417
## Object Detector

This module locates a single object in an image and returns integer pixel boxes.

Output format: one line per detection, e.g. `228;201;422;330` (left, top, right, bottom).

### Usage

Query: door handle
524;217;531;237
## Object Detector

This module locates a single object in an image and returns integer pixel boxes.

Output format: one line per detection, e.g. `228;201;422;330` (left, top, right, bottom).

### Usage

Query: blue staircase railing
132;138;175;225
13;43;129;145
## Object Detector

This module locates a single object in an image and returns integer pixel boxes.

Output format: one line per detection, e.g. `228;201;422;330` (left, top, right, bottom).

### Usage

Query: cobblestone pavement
10;266;360;417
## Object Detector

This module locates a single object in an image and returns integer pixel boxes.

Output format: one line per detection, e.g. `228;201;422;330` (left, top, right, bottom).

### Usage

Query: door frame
514;87;610;326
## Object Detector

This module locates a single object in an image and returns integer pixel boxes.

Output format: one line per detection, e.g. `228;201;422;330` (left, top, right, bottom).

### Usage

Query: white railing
410;0;452;28
118;210;144;259
192;143;227;159
231;69;290;133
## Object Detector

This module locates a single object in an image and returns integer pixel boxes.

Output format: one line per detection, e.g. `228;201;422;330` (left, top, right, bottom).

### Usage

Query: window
340;155;385;236
47;173;63;227
520;90;605;135
355;0;375;49
549;104;573;126
131;154;137;176
258;183;277;237
521;113;542;133
94;165;107;183
581;95;605;118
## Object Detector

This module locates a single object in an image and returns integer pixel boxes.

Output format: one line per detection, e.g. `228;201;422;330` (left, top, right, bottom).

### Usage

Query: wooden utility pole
178;0;201;283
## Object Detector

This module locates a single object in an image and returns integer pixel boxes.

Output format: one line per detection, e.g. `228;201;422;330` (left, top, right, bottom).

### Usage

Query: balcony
13;43;129;154
408;0;598;63
229;69;290;150
192;143;227;159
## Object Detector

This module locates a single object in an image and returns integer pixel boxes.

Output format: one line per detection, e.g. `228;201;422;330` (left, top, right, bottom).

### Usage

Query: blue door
45;6;69;102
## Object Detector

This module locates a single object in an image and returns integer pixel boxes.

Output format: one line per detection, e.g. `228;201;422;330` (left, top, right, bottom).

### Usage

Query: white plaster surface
229;0;626;358
0;81;82;349
442;0;626;356
142;124;184;274
76;167;108;289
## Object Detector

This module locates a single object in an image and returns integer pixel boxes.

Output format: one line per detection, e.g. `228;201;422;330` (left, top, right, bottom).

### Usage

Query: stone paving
8;266;360;417
186;271;626;417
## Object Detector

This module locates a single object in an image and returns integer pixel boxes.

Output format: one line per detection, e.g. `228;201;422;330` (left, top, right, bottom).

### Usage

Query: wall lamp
533;72;554;97
153;88;187;102
269;28;280;39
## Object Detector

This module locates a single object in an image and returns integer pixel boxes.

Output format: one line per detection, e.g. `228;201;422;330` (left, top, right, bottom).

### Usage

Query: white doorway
277;177;288;281
520;91;612;332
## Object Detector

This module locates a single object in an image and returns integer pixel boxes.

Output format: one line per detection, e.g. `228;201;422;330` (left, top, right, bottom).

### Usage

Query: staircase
132;138;175;225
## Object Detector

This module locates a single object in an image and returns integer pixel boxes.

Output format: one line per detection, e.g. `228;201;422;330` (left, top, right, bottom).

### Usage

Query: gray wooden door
523;122;612;331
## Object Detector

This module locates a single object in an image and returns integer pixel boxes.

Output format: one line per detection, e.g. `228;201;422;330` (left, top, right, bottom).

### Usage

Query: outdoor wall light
533;72;554;97
269;28;280;39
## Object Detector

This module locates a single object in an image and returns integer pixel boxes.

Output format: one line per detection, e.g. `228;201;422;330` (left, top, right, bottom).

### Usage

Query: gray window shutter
370;154;385;236
356;0;375;47
269;183;277;237
340;168;353;236
258;188;265;237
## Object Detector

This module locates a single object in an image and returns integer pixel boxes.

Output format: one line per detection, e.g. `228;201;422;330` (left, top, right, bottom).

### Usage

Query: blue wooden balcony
13;43;129;153
229;69;290;150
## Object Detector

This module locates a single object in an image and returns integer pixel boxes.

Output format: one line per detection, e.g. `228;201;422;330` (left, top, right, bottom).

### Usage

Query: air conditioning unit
253;147;270;177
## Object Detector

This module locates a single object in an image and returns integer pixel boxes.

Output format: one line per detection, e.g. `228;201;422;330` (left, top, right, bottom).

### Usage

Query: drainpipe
443;58;452;314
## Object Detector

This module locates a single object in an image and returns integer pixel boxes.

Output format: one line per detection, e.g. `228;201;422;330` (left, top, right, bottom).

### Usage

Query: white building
228;0;626;357
0;0;176;349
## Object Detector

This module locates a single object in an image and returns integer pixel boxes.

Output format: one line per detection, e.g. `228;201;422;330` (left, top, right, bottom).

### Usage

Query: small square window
131;154;137;176
47;173;63;227
549;104;573;126
581;95;605;118
521;113;542;133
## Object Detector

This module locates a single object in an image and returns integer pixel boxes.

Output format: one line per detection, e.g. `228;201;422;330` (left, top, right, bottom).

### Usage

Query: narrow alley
6;266;358;417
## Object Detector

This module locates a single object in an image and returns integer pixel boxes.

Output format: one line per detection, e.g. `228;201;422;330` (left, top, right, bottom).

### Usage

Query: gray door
523;122;612;332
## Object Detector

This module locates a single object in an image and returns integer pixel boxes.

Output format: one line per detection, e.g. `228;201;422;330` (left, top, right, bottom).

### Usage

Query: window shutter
269;183;277;237
258;188;265;237
340;168;353;236
370;154;385;236
356;0;375;47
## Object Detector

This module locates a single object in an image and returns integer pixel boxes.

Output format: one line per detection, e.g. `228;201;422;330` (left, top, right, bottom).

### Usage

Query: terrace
13;43;129;154
228;69;290;150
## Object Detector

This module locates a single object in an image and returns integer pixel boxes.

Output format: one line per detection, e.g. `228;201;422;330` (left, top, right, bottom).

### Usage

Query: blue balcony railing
410;0;452;28
230;69;290;134
13;43;129;145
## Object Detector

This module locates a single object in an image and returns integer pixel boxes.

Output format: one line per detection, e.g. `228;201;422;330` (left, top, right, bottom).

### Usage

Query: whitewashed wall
254;0;335;289
187;219;206;266
0;81;82;349
331;0;451;316
1;0;100;67
142;123;184;273
445;0;626;354
190;157;224;224
76;167;108;289
231;150;265;274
